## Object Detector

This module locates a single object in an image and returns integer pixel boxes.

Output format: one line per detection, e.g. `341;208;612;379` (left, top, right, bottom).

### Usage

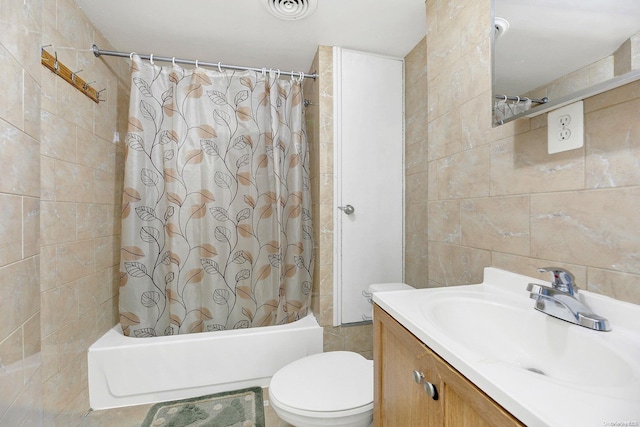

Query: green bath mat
141;387;265;427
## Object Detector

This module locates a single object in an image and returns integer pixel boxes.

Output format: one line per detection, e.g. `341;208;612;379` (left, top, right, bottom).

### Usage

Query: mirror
492;0;640;126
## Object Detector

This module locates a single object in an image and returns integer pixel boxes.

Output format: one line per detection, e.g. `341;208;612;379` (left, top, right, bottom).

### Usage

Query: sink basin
373;267;640;427
421;291;639;396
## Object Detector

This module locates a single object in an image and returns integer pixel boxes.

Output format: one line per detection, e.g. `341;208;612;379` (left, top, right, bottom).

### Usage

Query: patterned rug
141;387;265;427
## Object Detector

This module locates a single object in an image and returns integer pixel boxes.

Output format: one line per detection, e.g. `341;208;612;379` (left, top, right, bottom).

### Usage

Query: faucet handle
537;267;578;295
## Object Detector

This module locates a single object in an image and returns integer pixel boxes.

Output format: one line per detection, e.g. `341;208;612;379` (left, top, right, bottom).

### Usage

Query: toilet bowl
269;282;414;427
269;351;374;427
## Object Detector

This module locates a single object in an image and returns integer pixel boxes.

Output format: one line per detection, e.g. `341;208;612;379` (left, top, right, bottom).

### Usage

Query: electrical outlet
559;115;571;127
559;128;571;140
547;101;584;154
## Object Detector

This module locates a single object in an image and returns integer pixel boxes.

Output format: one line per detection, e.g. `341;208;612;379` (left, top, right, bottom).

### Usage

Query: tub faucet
526;267;610;331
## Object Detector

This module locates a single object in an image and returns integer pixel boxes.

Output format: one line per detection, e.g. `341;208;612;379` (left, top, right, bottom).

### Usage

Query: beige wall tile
405;171;429;205
40;110;76;163
42;354;85;418
23;71;41;140
404;262;430;289
437;145;490;199
40;202;76;246
405;233;429;268
0;194;22;265
78;270;111;315
427;107;461;161
428;241;491;286
0;368;43;427
406;203;428;235
0;329;24;416
585;75;640;113
427;200;461;244
0;258;39;342
406;104;428;146
405;133;429;175
95;236;118;271
0;121;40;197
55;240;95;286
0;44;24;130
405;37;427;86
77;204;111;240
489;128;584;196
40;244;57;292
531;188;640;274
24;312;41;360
41;282;79;337
491;252;587;287
22;197;40;259
587;268;640;305
461;195;530;255
54;161;95;203
41;155;56;202
585;97;640;188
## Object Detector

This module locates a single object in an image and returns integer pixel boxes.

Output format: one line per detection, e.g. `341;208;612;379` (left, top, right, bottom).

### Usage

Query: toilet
269;283;414;427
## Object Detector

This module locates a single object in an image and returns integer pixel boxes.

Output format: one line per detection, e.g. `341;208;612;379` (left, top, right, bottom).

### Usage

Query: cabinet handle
424;381;439;400
412;370;424;384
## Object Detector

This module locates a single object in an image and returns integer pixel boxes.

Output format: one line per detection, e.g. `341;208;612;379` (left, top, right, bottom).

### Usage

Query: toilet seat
269;351;373;414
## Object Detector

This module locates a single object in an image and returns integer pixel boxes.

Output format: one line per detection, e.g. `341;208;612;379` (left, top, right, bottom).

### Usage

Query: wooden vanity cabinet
373;304;524;427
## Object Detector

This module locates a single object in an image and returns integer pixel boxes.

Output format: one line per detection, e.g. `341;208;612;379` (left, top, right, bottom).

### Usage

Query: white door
334;48;404;325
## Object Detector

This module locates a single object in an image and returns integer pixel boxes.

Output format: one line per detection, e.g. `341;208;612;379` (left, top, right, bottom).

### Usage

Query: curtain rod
91;44;318;80
495;94;549;104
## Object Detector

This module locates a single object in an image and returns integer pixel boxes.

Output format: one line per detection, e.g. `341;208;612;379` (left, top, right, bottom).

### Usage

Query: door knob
338;204;355;215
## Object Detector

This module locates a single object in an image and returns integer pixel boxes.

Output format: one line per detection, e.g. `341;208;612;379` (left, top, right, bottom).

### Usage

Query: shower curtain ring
218;62;222;72
503;95;507;102
130;52;136;61
299;71;304;82
195;60;199;68
516;96;520;103
172;57;176;66
276;69;281;78
262;68;266;76
149;54;154;65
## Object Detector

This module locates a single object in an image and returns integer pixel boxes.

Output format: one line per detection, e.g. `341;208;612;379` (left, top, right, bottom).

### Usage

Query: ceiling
494;0;640;95
75;1;640;99
75;0;427;74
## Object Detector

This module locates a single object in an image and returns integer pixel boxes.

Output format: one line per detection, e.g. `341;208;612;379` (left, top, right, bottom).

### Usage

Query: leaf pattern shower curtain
119;56;313;337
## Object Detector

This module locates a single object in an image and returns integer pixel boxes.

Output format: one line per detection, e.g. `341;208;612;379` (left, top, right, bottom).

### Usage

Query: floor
80;387;292;427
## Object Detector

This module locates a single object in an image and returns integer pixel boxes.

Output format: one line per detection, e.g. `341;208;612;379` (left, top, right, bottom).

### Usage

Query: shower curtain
119;56;313;337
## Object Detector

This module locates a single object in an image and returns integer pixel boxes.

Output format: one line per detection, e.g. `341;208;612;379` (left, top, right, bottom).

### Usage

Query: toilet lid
270;351;373;412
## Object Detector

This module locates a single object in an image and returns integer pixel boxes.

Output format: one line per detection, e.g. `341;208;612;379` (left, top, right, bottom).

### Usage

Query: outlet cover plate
547;101;584;154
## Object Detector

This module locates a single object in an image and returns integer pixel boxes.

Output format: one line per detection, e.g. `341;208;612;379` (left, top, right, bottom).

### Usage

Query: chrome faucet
526;267;610;331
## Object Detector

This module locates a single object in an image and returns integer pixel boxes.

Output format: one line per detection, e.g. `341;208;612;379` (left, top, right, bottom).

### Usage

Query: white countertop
373;267;640;427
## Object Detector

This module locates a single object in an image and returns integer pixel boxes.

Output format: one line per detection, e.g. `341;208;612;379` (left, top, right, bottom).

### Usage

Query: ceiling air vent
264;0;318;20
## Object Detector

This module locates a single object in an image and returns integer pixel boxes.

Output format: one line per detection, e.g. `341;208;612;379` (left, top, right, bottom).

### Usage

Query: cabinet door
374;305;442;426
433;355;523;427
374;304;525;427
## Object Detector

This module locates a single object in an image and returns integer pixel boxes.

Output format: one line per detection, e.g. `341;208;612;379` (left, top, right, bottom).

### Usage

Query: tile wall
404;0;640;305
40;0;129;423
0;1;43;425
0;0;129;425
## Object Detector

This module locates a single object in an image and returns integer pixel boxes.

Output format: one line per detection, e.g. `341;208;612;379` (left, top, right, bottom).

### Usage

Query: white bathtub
88;313;323;410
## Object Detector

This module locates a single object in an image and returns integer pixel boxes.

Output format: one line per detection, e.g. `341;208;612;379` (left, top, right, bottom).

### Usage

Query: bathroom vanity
372;268;640;427
373;305;522;426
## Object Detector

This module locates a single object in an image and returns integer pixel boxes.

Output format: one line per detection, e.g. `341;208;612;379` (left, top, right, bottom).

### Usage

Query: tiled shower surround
1;0;639;426
1;0;129;425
